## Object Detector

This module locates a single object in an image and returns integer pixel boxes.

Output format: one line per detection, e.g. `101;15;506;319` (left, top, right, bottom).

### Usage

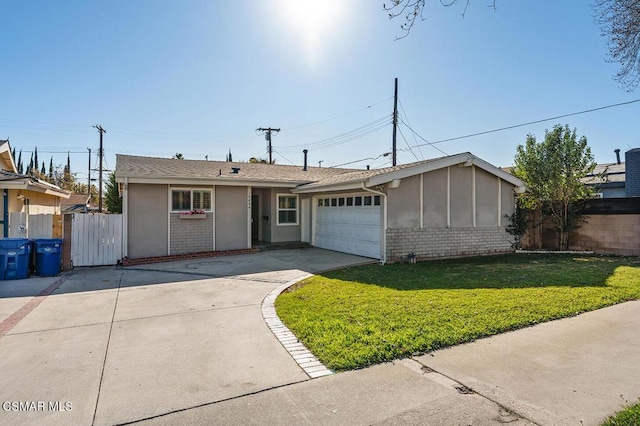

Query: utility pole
93;125;106;212
392;77;398;167
87;148;91;200
256;127;280;164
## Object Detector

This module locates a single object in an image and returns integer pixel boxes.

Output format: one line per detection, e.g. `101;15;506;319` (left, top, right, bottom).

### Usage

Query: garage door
315;194;381;259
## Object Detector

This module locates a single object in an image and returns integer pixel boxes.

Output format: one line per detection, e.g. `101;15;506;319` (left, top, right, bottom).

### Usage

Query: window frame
276;194;299;226
171;188;213;212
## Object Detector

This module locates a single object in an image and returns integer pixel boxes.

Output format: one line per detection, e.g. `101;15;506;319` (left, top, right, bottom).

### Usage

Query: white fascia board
292;181;365;194
0;180;70;198
364;153;526;190
471;157;526;188
366;153;472;187
122;176;300;188
26;183;72;198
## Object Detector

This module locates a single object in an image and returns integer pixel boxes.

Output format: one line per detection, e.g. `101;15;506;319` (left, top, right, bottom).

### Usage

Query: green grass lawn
601;399;640;426
275;254;640;371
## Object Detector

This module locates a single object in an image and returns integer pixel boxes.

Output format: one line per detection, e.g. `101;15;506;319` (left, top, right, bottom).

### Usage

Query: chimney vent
303;149;308;171
231;167;240;174
615;149;621;165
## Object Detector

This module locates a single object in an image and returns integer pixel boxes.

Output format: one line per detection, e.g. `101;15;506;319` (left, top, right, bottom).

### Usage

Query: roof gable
294;152;525;193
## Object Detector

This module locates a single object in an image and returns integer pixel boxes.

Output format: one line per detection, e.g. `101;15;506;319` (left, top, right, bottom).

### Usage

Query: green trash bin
34;239;63;277
0;238;32;280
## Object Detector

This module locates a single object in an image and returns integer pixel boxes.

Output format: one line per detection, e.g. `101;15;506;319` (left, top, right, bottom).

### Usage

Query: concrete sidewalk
413;300;640;426
0;251;638;425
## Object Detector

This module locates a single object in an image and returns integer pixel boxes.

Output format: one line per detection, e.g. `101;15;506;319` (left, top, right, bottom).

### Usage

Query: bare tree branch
594;0;640;91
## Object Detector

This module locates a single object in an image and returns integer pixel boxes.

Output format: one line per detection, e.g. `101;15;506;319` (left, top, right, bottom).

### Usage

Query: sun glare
276;0;346;65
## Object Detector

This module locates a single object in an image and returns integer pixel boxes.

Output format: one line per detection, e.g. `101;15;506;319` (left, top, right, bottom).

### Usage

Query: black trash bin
33;238;63;277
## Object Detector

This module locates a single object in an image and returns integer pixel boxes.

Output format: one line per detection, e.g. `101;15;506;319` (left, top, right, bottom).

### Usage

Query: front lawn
601;399;640;426
275;254;640;371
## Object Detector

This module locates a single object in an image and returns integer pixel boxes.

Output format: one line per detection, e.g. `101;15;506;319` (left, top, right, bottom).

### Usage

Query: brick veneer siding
386;227;513;262
169;213;214;255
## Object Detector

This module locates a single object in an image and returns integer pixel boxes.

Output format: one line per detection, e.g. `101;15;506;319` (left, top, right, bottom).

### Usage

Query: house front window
172;189;212;212
277;194;298;225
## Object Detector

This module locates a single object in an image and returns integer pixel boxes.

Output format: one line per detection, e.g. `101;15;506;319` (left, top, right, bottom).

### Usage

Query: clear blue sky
1;0;638;183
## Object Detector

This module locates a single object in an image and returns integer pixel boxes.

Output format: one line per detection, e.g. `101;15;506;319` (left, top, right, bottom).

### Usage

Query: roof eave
118;176;309;188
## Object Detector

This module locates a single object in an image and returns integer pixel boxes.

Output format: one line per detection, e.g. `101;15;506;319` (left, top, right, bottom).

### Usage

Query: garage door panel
315;197;381;259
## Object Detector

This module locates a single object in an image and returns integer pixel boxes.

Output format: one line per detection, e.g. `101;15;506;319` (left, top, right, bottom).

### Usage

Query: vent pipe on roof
303;149;308;171
615;149;621;165
367;165;370;170
231;167;240;174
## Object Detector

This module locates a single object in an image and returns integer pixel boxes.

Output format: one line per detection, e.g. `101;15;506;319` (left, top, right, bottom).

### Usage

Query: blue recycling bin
0;238;32;280
34;238;63;277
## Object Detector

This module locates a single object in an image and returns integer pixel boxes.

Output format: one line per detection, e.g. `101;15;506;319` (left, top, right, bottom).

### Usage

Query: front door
251;194;259;241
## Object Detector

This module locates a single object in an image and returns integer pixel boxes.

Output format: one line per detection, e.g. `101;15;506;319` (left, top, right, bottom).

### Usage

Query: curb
261;274;333;379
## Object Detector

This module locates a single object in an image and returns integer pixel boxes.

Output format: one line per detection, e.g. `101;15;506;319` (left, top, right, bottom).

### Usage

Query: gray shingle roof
116;154;359;184
116;154;470;188
585;162;626;184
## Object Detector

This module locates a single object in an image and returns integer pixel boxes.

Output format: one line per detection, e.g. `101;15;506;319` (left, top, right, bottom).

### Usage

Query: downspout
361;182;387;264
1;189;8;237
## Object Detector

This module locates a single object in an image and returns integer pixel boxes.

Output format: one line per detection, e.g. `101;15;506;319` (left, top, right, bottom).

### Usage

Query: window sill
179;213;207;219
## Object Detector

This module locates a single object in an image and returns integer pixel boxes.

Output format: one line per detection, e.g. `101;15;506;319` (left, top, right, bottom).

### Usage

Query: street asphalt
0;248;637;425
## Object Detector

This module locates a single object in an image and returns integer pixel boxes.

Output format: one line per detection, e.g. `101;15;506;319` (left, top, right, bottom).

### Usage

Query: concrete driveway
0;249;373;426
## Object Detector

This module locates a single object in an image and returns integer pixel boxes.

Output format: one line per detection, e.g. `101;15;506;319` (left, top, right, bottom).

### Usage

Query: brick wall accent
122;247;260;267
568;214;640;256
169;213;214;255
386;227;513;262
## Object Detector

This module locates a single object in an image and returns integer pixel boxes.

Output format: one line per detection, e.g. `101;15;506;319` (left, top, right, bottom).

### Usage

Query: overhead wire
397;125;420;162
409;98;640;149
398;98;424;160
282;96;394;130
277;115;392;153
400;119;449;156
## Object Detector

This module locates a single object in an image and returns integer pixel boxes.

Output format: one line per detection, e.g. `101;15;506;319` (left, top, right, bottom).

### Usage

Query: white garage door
315;194;381;259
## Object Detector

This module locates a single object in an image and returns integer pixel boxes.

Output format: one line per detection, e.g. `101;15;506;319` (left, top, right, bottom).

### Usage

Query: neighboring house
584;148;640;198
0;140;71;237
116;152;525;262
61;193;95;213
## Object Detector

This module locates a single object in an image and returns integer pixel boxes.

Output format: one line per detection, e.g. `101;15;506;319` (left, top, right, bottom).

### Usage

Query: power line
272;150;295;165
283;96;394;130
398;97;424;160
331;152;392;168
400;120;448;156
410;98;640;149
397;125;421;161
277;115;392;152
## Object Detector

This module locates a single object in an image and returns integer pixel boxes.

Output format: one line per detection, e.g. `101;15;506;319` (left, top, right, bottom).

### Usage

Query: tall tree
226;149;233;162
594;0;640;90
34;147;38;172
17;150;23;173
11;147;15;163
48;157;54;181
27;153;33;175
40;161;45;176
104;171;122;213
172;153;184;160
512;124;596;250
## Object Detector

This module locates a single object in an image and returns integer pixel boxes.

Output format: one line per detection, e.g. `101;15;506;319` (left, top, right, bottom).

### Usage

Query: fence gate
71;214;123;266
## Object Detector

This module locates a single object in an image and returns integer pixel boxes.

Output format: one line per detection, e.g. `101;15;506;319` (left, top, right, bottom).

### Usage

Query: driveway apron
0;249;373;426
